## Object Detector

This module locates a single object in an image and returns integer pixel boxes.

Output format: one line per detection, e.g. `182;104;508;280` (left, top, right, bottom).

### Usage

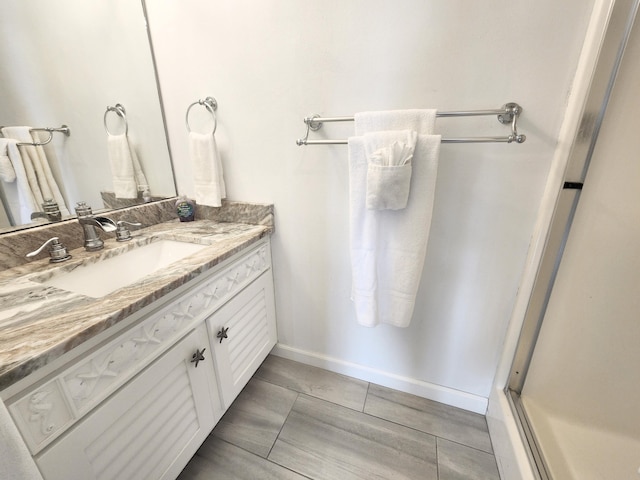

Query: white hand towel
107;133;148;199
349;133;441;327
354;109;437;135
189;131;226;207
1;127;70;217
364;130;417;210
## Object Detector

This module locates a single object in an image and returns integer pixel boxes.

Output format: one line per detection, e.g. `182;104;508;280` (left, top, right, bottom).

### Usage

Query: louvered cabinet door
207;271;277;409
36;323;220;480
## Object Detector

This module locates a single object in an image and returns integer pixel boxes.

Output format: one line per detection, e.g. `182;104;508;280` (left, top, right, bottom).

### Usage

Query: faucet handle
75;201;92;217
116;220;142;242
26;237;72;263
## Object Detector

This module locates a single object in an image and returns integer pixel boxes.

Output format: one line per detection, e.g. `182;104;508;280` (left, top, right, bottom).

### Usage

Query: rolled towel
188;131;226;207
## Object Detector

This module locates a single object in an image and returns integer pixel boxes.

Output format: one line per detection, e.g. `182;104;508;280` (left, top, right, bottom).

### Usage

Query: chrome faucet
75;202;117;251
30;199;62;222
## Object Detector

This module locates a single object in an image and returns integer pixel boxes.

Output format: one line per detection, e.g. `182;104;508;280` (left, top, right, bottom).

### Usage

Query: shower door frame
505;0;639;477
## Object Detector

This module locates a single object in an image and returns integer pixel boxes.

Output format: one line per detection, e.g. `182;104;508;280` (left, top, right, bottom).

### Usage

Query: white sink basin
39;240;207;298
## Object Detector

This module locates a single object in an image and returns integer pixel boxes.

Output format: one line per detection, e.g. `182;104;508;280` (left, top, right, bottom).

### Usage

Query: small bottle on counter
175;196;195;222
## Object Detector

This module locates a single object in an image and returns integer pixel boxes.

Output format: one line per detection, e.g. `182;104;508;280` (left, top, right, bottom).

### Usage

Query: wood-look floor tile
255;355;369;411
268;394;438;480
437;438;500;480
177;437;307;480
364;384;493;454
212;377;298;457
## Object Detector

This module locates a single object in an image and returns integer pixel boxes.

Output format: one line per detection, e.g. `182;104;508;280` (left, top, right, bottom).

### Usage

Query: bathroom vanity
0;212;276;480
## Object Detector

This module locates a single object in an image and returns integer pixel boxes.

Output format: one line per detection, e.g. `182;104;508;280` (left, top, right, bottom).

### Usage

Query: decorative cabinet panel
35;323;221;480
207;270;277;408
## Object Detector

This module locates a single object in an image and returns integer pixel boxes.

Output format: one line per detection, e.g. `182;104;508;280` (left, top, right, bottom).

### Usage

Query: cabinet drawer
36;323;220;480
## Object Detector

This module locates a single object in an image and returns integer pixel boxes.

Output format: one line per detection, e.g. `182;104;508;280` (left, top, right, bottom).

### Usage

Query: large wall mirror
0;0;176;233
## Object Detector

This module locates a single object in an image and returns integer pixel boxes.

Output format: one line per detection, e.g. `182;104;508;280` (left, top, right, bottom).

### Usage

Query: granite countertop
0;219;271;391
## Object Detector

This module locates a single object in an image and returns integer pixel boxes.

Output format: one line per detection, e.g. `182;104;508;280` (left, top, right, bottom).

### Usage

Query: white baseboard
271;343;488;414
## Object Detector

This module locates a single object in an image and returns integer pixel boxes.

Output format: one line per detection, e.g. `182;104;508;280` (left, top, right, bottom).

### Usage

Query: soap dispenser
175;196;195;222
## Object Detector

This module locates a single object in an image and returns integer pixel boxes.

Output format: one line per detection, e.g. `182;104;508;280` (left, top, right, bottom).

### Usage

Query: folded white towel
189;131;226;207
107;133;149;199
364;130;417;210
354;109;437;136
0;135;38;223
0;139;18;183
349;133;441;327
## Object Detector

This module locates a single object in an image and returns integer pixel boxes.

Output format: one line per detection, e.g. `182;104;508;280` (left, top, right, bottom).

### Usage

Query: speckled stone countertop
0;218;272;391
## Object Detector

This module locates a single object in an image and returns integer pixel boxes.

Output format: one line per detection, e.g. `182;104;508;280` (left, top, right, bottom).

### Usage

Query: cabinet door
208;271;277;408
36;324;221;480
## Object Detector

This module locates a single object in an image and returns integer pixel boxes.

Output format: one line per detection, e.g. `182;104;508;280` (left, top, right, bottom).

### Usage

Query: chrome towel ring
186;96;217;135
104;104;128;136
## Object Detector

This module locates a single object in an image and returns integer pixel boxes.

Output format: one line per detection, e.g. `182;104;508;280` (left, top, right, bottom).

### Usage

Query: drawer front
8;239;271;455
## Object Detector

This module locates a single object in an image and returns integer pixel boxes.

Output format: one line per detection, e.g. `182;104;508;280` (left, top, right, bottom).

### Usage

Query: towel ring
104;104;128;136
186;97;217;135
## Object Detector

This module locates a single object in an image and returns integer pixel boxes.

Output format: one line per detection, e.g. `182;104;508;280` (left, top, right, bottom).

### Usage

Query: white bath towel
0;137;38;223
349;133;441;327
4;127;70;216
1;127;70;219
354;109;437;136
189;131;226;207
107;133;149;199
0;138;18;183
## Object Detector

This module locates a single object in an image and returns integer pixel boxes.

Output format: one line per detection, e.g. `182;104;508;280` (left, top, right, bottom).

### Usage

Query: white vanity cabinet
5;237;276;480
37;323;218;480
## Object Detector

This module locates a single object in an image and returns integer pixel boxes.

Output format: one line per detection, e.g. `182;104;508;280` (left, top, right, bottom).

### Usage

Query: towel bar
0;125;71;146
296;102;526;145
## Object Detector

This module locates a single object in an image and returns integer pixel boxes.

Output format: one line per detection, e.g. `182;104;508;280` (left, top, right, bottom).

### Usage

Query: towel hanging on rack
1;126;70;218
186;97;226;207
349;109;441;328
104;104;149;199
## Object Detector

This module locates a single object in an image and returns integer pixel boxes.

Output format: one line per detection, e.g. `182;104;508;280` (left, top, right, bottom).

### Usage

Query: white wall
146;0;595;411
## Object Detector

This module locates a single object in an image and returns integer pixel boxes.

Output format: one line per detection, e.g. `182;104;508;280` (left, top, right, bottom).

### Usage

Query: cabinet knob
216;326;229;344
190;348;206;368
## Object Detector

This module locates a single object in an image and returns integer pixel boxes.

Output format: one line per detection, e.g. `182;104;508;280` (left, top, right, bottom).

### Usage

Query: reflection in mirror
0;0;176;234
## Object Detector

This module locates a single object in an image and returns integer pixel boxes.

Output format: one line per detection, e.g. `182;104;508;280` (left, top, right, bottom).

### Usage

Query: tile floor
178;355;501;480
